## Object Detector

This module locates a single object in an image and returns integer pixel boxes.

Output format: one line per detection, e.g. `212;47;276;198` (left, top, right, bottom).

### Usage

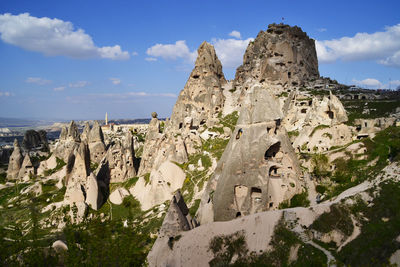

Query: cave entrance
326;110;334;119
265;142;281;160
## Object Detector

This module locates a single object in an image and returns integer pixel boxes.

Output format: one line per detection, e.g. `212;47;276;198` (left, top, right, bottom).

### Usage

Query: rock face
22;130;48;151
7;139;23;180
105;131;136;183
235;23;319;89
65;142;90;187
131;160;186;210
198;85;302;223
81;122;90;142
138;116;161;176
147;191;197;266
169;41;226;130
88;121;106;164
18;154;34;181
54;121;81;162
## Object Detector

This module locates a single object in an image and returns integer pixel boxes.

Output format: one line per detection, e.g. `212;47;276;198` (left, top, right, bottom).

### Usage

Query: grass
287;130;299;138
279;191;310;209
311;204;354;237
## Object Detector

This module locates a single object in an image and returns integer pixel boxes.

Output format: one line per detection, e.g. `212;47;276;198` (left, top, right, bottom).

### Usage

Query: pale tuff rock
88;121;106;164
17;154;34;181
65;142;90;186
7;139;23;180
67;120;81;142
235;23;319;89
37;154;58;176
22;129;48;151
52;240;68;252
85;172;103;210
354;117;396;139
105;131;136;183
169;41;226;130
53;121;81;162
147;191;197;266
21;181;42;196
131;161;186;210
80;122;90;142
109;187;130;205
199;85;302;222
138;117;161;176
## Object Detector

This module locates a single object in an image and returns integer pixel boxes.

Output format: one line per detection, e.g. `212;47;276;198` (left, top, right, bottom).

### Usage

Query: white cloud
316;24;400;67
0;91;11;97
145;57;157;62
317;28;327;32
146;40;197;62
109;78;121;85
212;38;253;68
53;86;65;91
352;78;382;89
132;51;138;56
229;30;241;39
26;77;51;85
69;81;89;88
0;13;129;60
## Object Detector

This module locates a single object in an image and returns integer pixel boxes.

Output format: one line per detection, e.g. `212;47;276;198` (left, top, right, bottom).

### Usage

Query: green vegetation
322;132;332;139
90;161;99;171
30;152;52;166
311;204;354;237
337;181;400;265
278;91;289;97
279;191;310;209
209;219;327;266
132;131;146;143
311;153;330;179
287;130;299;138
43;157;66;177
315;185;327;194
189;199;201;217
123;176;139;189
218;111;239;132
310;124;329;137
343;99;400;125
0;172;6;184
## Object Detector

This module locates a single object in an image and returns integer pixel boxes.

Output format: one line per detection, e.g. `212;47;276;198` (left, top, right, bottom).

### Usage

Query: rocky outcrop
198;85;303;223
131;161;186;210
65;142;90;187
85;172;102;210
88;121;106;164
17;154;34;181
105;131;136;183
53;121;81;162
147;191;197;266
81;122;90;142
22;129;48;151
169;41;226;130
138;115;162;176
235;23;319;89
6;139;23;180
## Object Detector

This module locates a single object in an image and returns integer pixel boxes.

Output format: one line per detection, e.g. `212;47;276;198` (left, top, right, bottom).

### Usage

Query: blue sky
0;0;399;120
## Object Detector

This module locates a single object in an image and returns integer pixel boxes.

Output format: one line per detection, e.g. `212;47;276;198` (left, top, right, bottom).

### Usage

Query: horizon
0;0;399;120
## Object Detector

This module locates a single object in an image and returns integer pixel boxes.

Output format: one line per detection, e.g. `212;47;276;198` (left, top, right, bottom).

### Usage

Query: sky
0;0;399;121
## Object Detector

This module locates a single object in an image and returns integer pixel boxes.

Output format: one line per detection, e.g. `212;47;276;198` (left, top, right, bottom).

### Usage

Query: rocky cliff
235;23;319;90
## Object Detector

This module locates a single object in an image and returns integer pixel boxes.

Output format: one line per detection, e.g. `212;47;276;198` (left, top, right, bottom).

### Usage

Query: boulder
109;187;130;205
52;240;68;252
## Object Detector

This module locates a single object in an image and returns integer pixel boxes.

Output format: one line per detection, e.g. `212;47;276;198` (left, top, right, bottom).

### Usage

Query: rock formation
105;131;136;183
6;139;23;180
88;121;106;164
147;191;197;266
81;122;90;142
22;129;48;151
198;85;303;223
235;23;319;90
169;41;226;130
54;121;81;162
17;154;34;181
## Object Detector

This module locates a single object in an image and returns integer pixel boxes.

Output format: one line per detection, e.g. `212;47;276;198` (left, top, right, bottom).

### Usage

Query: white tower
105;112;108;125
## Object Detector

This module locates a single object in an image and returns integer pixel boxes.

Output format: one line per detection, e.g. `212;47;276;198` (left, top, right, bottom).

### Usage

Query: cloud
53;86;65;91
69;81;89;88
212;37;253;68
132;51;138;56
352;78;382;89
229;30;241;39
316;24;400;67
0;91;11;97
145;57;157;62
146;40;197;62
317;28;327;32
109;78;121;85
0;13;129;60
26;77;51;85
